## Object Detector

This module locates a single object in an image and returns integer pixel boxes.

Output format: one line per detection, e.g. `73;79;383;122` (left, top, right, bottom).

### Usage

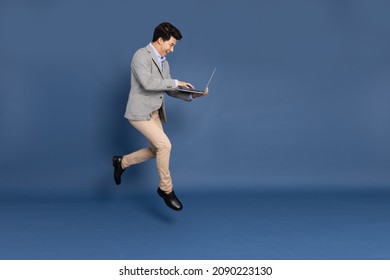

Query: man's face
157;36;177;58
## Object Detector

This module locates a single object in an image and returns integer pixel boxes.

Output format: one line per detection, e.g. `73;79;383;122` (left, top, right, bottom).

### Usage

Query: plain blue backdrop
1;0;390;259
1;0;390;194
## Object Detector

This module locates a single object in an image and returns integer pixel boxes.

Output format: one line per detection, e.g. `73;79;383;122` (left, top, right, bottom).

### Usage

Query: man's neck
151;42;163;58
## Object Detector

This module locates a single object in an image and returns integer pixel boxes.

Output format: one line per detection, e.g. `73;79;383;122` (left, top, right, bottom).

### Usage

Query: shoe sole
112;157;121;185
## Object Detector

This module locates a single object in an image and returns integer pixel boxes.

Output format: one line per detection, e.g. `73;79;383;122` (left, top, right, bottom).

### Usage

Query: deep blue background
1;0;390;259
1;0;390;194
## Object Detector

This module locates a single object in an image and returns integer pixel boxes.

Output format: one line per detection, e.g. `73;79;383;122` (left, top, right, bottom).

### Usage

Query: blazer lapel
146;44;164;77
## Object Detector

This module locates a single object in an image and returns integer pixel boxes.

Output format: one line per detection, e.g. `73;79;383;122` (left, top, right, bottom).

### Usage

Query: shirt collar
149;43;166;64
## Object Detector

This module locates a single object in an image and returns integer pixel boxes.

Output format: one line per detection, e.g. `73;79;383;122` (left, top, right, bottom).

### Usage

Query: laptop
177;68;216;94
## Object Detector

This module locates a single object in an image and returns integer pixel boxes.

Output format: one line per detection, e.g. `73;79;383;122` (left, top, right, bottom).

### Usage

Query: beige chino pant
121;110;173;193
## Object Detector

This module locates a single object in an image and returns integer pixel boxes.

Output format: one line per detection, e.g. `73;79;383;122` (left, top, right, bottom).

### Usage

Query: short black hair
152;22;182;42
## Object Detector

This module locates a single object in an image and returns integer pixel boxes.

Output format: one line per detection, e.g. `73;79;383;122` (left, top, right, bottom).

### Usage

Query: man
112;22;208;211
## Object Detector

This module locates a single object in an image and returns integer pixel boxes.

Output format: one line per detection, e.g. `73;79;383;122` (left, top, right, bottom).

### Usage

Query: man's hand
178;81;194;89
192;87;209;98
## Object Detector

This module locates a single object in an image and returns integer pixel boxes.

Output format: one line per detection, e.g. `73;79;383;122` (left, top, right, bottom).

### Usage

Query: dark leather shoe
157;188;183;211
112;156;125;185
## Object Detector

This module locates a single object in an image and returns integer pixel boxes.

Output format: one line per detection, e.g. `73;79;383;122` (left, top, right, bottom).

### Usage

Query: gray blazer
124;44;192;123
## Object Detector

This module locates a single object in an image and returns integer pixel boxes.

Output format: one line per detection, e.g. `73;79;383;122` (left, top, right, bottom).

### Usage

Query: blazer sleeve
164;61;192;102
